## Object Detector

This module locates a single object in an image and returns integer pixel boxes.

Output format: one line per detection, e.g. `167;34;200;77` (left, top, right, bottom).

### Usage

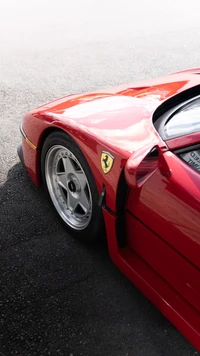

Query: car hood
36;69;200;156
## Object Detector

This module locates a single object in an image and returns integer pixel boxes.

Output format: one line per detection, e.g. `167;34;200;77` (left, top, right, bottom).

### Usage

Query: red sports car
18;68;200;350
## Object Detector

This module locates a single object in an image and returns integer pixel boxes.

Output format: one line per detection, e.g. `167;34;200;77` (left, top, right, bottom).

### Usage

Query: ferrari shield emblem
101;151;114;174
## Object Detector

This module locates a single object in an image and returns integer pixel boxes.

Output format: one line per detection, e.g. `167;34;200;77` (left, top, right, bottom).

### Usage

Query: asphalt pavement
0;1;200;355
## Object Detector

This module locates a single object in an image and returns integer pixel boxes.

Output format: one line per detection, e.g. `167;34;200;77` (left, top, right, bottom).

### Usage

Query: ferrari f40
18;68;200;350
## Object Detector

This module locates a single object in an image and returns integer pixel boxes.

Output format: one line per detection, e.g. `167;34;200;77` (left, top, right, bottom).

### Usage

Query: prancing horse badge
101;151;114;174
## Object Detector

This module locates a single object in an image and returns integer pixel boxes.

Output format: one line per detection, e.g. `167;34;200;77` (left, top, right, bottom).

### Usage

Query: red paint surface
20;68;200;350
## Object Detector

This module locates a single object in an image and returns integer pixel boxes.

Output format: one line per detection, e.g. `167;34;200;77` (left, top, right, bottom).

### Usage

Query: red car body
19;68;200;350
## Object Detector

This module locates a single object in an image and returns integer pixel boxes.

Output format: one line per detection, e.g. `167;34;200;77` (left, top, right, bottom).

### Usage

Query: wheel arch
37;126;70;184
35;122;127;214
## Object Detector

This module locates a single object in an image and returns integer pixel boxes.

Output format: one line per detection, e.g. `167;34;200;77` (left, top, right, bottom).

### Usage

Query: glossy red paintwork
103;208;200;351
127;151;200;266
20;68;200;350
167;131;200;150
124;144;169;188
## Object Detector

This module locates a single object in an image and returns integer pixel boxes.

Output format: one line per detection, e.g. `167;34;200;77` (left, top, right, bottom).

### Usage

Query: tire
41;130;105;242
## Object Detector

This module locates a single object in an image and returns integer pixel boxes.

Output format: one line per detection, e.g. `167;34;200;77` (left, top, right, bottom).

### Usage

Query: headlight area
19;122;37;151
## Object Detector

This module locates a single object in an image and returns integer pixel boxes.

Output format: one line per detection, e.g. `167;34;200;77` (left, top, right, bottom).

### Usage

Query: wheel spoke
79;189;90;213
62;156;76;175
67;191;78;212
57;172;68;191
75;170;87;190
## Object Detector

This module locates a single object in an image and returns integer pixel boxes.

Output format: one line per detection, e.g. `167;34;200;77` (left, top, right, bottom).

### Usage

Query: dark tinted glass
164;98;200;139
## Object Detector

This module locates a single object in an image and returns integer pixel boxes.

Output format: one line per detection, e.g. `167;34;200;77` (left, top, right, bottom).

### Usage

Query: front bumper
17;143;24;166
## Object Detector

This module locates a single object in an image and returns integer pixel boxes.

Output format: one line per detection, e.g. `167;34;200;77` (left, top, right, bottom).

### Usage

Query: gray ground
0;1;200;355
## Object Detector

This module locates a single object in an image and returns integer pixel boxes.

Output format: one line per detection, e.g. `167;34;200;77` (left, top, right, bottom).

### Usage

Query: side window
164;97;200;139
180;149;200;173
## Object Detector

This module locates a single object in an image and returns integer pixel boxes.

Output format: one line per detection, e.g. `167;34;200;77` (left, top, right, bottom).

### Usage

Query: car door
125;95;200;312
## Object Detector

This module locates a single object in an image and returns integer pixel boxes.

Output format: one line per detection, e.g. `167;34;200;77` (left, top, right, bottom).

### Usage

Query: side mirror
125;144;171;189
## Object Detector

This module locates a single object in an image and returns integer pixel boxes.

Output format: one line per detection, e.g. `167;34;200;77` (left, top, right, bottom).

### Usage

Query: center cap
68;180;76;193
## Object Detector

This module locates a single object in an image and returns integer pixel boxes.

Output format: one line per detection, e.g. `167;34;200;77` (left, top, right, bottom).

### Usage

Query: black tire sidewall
41;130;105;242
